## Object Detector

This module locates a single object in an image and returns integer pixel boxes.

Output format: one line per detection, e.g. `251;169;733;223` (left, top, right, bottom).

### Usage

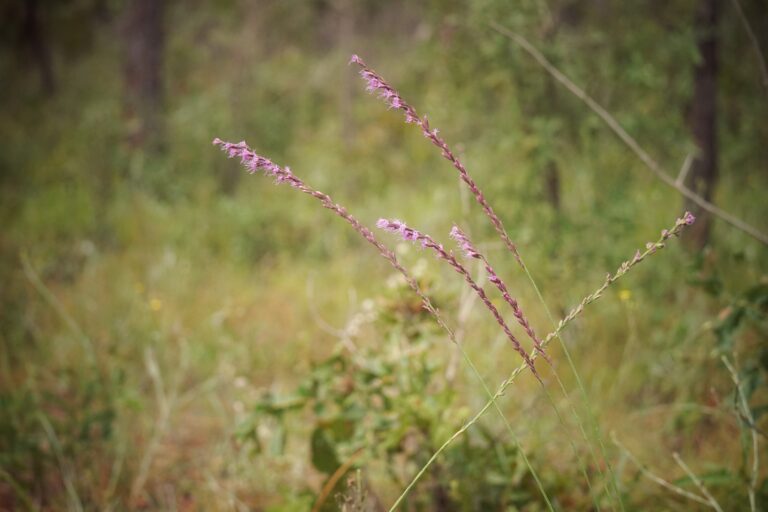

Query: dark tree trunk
537;5;572;213
93;0;112;22
544;159;561;210
121;0;165;153
541;52;560;212
336;0;357;149
430;464;455;511
21;0;56;96
684;0;719;250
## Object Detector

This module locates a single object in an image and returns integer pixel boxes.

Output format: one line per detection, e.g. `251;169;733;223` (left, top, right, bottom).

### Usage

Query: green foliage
238;279;552;509
0;0;766;509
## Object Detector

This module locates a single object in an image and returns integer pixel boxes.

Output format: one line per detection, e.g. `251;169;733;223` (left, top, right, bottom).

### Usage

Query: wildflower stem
21;252;97;366
377;219;539;378
353;56;623;507
489;22;768;246
611;432;711;507
450;226;603;508
722;356;759;512
672;452;724;512
390;215;692;508
521;260;625;508
214;140;554;510
728;0;768;92
450;226;550;362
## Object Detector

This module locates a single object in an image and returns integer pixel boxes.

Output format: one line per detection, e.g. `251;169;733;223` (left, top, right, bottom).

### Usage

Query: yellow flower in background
619;289;632;302
149;298;163;311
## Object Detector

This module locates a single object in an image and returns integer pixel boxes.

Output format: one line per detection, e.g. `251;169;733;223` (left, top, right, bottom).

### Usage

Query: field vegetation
1;1;767;510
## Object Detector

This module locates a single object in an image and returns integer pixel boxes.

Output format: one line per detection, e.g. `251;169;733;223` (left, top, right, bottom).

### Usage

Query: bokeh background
1;0;767;510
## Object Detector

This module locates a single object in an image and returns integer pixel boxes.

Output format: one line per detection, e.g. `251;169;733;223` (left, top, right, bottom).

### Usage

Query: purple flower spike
213;138;302;188
377;219;430;247
449;225;481;259
351;54;525;267
377;218;405;235
213;138;249;160
657;211;698;242
376;220;436;253
377;219;541;378
350;55;420;124
450;225;550;363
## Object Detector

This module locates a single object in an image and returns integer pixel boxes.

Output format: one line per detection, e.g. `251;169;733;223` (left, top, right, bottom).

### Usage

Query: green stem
390;219;688;509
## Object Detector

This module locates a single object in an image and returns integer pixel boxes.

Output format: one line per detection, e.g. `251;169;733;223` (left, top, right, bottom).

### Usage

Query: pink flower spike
449;225;481;259
350;55;526;267
213;138;301;187
350;54;421;125
376;219;541;377
449;225;550;363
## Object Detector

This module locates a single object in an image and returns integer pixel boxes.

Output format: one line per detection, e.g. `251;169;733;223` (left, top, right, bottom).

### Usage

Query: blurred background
1;0;767;510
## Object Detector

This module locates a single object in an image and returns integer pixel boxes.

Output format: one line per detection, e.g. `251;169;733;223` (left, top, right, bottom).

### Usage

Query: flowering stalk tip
377;219;540;377
450;225;549;362
351;54;525;266
550;212;699;343
449;225;482;259
350;54;419;123
377;218;426;245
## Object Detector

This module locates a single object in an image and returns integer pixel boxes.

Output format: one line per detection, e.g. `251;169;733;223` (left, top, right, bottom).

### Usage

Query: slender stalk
489;22;768;246
312;449;364;512
213;140;554;509
611;432;711;507
722;356;759;512
521;262;622;507
350;54;526;267
38;413;84;512
352;55;626;506
728;0;768;92
0;468;39;512
673;452;724;512
450;226;604;508
380;221;599;511
21;252;97;365
130;347;177;505
450;225;550;362
377;219;538;378
352;54;632;507
389;214;695;507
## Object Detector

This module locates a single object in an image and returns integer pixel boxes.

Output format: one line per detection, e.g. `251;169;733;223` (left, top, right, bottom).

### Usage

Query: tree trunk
335;0;357;150
537;4;572;213
684;0;719;250
121;0;165;153
21;0;56;96
544;159;561;210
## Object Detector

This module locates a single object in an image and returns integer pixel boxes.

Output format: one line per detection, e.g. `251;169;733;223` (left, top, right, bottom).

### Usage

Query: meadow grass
2;18;767;510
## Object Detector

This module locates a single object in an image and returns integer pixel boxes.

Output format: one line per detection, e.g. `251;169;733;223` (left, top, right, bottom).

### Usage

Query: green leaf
310;426;340;474
750;403;768;420
269;420;286;456
672;467;737;487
